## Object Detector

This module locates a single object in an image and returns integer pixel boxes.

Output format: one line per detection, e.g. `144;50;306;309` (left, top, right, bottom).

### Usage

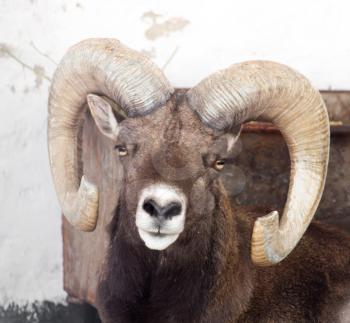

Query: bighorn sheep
48;38;350;322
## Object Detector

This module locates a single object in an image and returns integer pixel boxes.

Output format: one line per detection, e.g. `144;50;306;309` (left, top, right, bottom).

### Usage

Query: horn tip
73;176;99;232
251;211;281;266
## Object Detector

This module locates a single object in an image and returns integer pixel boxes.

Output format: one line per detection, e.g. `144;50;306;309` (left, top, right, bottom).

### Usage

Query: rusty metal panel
322;91;350;124
62;92;350;305
231;132;350;232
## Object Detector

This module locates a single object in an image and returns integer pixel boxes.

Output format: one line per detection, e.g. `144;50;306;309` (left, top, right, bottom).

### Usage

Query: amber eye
115;145;128;157
214;159;226;171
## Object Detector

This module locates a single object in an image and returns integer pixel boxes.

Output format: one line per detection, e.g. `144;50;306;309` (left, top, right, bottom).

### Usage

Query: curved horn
187;61;329;266
48;38;173;231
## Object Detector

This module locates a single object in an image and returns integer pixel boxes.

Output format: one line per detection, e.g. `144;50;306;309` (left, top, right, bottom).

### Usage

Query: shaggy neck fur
97;184;253;323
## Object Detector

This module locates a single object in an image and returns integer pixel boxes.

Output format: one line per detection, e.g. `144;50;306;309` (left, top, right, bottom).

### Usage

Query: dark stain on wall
0;302;101;323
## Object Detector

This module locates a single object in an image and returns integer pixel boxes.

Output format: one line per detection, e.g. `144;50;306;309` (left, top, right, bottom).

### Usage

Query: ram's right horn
48;38;173;231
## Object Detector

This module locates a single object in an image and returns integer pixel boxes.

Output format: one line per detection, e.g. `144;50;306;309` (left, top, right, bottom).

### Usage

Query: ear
225;125;242;152
87;94;119;141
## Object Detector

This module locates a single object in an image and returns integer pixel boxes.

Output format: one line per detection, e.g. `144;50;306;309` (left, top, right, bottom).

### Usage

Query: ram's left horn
187;61;329;266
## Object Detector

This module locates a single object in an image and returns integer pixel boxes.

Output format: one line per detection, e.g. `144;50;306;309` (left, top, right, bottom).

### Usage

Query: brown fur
92;90;350;323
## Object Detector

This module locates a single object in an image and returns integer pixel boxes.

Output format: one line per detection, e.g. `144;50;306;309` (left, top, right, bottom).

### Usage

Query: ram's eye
115;145;128;157
214;159;225;171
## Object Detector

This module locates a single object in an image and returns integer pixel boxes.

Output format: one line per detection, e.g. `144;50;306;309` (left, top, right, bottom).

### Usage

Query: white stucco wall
0;0;349;305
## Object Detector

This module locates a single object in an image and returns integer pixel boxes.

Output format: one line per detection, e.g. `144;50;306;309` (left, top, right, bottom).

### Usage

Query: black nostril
143;199;159;217
162;202;182;219
142;199;182;219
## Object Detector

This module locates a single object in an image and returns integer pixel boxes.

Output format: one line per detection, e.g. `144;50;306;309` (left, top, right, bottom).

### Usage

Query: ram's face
87;93;239;250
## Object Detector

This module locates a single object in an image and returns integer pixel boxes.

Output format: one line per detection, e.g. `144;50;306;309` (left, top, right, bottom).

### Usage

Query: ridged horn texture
187;61;330;266
48;38;173;231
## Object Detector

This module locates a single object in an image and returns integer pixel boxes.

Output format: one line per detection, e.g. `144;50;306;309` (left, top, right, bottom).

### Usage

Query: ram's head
48;39;329;266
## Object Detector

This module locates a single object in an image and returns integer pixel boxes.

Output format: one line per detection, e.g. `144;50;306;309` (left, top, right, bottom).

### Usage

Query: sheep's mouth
147;231;167;238
137;228;181;250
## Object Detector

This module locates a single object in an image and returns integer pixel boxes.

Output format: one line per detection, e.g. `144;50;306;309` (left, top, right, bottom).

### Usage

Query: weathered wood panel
62;92;350;305
63;112;121;305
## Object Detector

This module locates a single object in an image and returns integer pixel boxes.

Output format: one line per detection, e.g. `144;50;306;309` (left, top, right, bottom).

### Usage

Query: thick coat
97;184;350;323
